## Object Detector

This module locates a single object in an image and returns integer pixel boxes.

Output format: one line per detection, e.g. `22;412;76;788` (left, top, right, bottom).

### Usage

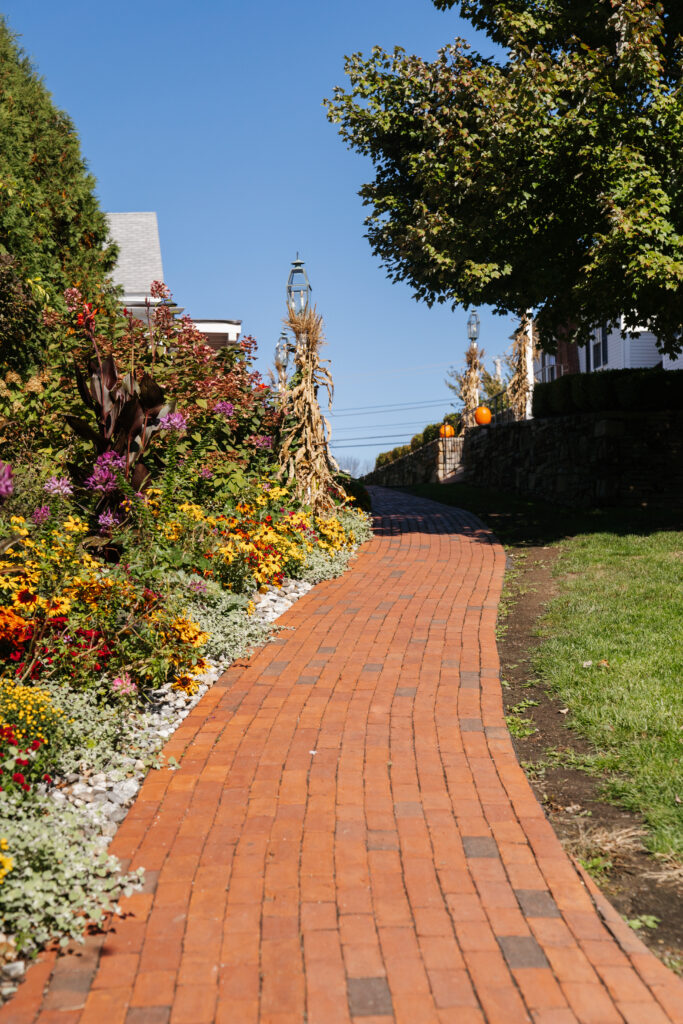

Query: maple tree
326;1;683;355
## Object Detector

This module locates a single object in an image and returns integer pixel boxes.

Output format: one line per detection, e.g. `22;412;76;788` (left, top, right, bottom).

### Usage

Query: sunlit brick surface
4;487;682;1024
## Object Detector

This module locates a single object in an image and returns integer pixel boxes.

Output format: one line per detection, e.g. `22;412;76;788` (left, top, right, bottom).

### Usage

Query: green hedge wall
533;368;683;418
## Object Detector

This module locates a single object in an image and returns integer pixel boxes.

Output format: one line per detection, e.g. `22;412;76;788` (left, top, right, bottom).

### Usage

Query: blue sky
3;0;516;472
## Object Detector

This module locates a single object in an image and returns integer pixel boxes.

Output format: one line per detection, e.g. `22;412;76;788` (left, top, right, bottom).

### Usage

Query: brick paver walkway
3;487;682;1024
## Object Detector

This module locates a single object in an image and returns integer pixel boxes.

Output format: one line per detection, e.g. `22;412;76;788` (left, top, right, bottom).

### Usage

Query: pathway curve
3;487;682;1024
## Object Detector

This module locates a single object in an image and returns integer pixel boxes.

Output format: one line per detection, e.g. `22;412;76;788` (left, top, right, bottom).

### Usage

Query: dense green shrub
374;412;461;469
0;18;118;372
533;368;683;417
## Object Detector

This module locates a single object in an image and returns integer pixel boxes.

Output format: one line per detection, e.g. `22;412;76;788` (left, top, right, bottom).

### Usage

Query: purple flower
44;475;73;498
247;434;273;449
98;509;121;532
213;401;235;418
85;453;126;494
158;411;188;432
0;461;13;499
31;505;50;524
199;467;213;479
188;578;208;595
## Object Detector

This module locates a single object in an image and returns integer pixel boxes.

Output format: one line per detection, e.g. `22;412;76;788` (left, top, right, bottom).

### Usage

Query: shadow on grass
402;483;683;547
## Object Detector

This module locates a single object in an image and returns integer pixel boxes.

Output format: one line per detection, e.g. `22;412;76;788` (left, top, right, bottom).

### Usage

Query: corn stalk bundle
459;341;483;431
507;315;536;420
277;307;339;512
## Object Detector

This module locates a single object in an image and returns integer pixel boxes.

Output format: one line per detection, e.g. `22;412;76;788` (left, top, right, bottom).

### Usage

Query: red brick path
3;487;682;1024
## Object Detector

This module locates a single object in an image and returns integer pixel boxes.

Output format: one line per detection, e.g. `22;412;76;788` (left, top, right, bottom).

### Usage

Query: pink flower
44;475;73;498
150;280;172;300
0;461;13;499
86;452;126;493
213;401;235;418
111;673;138;697
98;509;121;532
158;411;188;432
63;287;83;312
31;505;50;524
247;435;273;450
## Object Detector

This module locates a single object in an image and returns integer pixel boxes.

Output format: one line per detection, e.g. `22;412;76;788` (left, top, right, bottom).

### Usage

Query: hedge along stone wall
364;437;463;487
461;410;683;509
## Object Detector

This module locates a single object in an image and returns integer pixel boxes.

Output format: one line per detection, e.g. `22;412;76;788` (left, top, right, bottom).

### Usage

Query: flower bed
0;287;372;986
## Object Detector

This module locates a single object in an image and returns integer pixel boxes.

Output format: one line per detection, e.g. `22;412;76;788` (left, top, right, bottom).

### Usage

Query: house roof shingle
106;212;164;297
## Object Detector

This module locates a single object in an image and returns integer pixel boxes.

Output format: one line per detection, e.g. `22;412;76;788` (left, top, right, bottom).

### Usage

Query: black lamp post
286;254;312;315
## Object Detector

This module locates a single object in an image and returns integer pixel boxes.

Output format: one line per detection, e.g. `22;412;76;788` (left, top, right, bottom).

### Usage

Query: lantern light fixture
467;310;480;343
274;332;290;372
286;254;312;315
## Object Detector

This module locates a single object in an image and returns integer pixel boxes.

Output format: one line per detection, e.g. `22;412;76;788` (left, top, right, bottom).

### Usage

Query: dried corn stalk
277;306;340;512
508;314;536;420
458;341;483;431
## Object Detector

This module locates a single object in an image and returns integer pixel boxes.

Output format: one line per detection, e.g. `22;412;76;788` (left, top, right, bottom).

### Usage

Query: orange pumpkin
474;406;492;426
439;423;456;438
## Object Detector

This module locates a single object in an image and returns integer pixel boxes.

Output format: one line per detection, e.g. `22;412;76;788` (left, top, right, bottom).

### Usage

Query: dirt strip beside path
2;486;681;1024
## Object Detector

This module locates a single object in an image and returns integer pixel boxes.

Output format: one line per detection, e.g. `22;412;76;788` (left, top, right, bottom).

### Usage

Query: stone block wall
461;411;683;509
364;438;463;487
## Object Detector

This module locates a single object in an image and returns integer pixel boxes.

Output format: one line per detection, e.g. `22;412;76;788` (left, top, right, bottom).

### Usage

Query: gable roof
106;212;164;297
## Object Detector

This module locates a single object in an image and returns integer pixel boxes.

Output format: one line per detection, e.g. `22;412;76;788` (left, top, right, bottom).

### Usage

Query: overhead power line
333;418;445;434
330;398;454;417
329;440;413;449
330;435;414;447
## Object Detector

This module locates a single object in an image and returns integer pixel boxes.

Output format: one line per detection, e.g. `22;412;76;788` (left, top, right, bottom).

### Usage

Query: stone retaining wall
364;437;463;487
462;410;683;508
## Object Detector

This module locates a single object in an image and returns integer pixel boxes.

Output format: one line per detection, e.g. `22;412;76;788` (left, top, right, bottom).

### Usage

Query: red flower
12;772;26;785
31;739;42;750
15;758;29;767
43;774;52;783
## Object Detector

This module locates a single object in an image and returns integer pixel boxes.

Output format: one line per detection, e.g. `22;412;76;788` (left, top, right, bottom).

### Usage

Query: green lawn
407;483;683;857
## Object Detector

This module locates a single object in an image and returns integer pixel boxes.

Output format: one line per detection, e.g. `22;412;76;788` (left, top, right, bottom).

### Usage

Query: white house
578;319;682;373
106;212;241;349
534;319;682;382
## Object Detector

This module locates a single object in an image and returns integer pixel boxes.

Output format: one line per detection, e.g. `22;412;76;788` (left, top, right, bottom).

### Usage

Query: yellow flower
0;851;13;884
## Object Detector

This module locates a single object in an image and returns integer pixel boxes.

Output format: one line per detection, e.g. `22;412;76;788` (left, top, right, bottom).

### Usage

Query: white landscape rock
0;576;317;1007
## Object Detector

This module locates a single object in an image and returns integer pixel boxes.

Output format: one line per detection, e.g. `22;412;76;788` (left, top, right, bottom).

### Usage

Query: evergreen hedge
533;368;683;418
0;17;118;371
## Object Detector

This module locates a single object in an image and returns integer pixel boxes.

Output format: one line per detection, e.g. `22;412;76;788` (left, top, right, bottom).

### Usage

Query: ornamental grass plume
277;306;339;513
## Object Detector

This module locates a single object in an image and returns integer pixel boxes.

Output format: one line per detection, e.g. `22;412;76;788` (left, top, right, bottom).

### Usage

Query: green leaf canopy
326;1;683;356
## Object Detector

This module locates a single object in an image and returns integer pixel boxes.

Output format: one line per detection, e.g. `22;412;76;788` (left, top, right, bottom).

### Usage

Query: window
591;326;609;369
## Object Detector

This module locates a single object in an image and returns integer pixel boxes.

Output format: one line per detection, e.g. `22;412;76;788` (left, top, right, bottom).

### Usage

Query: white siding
579;327;661;372
663;351;683;370
624;330;661;369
